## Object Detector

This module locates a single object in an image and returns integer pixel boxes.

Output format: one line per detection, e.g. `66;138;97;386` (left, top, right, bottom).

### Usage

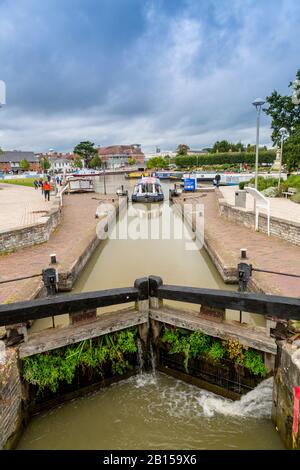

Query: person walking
44;180;51;201
34;179;39;190
39;178;44;195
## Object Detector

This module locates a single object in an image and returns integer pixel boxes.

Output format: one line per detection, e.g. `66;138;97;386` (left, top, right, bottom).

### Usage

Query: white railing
245;186;270;235
56;184;69;208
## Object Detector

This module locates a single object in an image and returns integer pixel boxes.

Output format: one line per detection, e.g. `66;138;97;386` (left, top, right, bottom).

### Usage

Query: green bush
291;192;300;204
261;187;278;197
281;175;300;193
239;176;281;191
175;151;276;169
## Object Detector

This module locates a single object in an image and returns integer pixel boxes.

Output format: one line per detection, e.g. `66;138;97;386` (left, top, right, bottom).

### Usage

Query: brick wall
0;347;22;450
272;342;300;449
0;198;61;253
218;199;300;246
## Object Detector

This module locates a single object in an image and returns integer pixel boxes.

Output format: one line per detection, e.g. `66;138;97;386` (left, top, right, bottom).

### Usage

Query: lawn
0;178;36;187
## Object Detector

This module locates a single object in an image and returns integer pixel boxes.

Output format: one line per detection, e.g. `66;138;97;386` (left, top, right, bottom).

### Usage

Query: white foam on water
128;374;274;420
195;377;274;419
133;372;158;388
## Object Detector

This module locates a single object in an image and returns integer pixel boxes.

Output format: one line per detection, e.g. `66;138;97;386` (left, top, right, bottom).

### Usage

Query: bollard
42;267;58;328
237;263;252;293
50;253;57;264
42;267;58;296
237;262;252;323
240;248;247;259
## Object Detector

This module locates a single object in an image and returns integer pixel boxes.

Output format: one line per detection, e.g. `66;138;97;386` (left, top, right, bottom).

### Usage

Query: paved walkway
0;193;111;304
0;184;57;231
180;192;300;298
219;186;300;223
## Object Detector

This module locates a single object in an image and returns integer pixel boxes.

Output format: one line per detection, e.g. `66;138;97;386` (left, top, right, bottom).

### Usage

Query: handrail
156;284;300;320
56;184;69;207
244;186;271;235
0;287;139;326
1;276;300;327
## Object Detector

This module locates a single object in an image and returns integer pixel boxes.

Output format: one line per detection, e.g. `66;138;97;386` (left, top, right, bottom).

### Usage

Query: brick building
97;144;145;169
0;151;40;173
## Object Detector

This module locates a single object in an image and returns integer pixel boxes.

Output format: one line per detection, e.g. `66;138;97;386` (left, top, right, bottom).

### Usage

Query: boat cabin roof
138;177;161;185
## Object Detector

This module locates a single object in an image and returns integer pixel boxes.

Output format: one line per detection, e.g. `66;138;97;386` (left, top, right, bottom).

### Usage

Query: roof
139;177;161;184
98;145;144;157
52;158;71;164
0;151;37;163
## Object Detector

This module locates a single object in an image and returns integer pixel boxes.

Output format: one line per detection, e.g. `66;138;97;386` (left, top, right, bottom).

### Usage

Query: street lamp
102;162;107;195
278;127;288;190
252;97;265;190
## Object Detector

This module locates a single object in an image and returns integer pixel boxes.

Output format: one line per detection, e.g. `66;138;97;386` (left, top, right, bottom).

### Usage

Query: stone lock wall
272;341;300;449
0;347;23;450
218;200;300;246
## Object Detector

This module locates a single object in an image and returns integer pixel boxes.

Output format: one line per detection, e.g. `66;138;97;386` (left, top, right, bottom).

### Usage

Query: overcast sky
0;0;299;153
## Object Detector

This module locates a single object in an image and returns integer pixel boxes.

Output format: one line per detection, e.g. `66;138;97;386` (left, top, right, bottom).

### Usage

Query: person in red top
43;180;51;201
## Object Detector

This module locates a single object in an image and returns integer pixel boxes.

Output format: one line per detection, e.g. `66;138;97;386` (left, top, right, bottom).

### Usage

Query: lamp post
252;98;265;190
278;127;288;190
102;162;106;195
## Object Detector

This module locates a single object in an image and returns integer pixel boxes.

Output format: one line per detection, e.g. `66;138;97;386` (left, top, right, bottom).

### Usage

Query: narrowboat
131;176;164;202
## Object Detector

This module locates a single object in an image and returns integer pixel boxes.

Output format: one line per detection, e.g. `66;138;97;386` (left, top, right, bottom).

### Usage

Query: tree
146;157;167;169
283;125;300;171
88;155;102;169
231;141;245;152
73;157;83;169
212;140;231;153
176;144;190;156
264;69;300;146
128;157;136;166
19;159;30;171
73;141;97;167
40;156;50;172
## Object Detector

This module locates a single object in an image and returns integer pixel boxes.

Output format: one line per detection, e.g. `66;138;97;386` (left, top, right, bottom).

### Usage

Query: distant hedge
175;151;276;168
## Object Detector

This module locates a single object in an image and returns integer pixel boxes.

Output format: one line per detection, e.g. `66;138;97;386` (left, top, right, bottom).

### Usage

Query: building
50;158;74;173
97;144;145;169
0;151;40;173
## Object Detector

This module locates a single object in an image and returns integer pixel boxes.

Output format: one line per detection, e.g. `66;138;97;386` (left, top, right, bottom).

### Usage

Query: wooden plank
19;307;147;358
150;306;277;354
158;285;300;321
0;287;138;326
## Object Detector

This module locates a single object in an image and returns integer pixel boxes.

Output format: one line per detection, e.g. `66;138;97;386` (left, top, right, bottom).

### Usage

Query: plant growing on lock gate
21;327;138;395
162;327;267;377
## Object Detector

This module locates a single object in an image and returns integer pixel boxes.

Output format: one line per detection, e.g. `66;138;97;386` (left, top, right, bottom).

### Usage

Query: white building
50;158;74;173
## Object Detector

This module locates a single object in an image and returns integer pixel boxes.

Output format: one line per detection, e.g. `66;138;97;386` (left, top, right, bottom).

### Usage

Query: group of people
33;174;63;201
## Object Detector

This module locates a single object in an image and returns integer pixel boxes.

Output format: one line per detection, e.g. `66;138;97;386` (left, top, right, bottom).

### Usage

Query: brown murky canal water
18;176;283;449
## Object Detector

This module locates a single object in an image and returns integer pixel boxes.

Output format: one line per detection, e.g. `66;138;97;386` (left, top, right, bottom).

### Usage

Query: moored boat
131;176;164;202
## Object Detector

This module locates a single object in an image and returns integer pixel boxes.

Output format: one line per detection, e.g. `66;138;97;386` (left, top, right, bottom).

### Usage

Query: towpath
0;193;114;304
0;183;57;231
176;192;300;298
